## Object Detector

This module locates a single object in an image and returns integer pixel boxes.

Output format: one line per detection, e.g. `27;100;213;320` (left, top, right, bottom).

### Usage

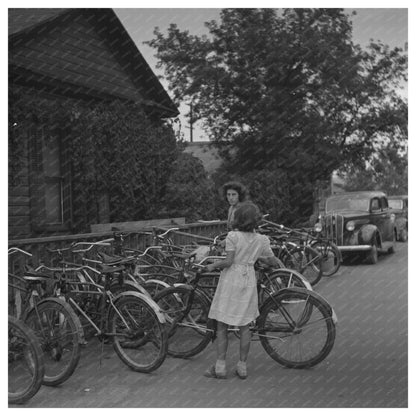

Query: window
29;124;70;233
43;134;63;224
370;199;380;211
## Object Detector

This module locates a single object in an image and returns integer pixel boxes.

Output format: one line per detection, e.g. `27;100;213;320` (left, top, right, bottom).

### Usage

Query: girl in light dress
204;202;281;379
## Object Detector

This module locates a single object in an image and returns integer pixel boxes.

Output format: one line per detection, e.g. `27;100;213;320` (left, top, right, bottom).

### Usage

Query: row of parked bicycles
8;218;340;404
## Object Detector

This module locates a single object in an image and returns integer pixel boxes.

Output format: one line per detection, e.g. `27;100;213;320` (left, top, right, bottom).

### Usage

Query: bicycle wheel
310;241;341;276
257;288;336;368
140;279;171;298
284;246;323;286
153;286;212;358
110;294;167;372
8;316;44;404
266;268;312;290
24;298;82;386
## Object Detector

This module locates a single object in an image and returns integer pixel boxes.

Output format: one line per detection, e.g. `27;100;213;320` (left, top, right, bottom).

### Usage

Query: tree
146;8;407;223
157;152;223;221
342;142;408;195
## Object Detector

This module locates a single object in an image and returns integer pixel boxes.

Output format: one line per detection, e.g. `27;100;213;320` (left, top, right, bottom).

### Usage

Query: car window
370;199;380;211
326;198;369;212
388;200;403;209
380;197;388;210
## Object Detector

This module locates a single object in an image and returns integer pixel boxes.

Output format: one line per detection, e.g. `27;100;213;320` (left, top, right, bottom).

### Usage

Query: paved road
11;242;408;408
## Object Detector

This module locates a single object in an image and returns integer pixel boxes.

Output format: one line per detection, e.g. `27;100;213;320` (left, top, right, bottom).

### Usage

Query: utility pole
189;102;193;142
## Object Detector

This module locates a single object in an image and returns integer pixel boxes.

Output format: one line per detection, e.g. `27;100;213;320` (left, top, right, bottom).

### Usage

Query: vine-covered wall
9;85;180;235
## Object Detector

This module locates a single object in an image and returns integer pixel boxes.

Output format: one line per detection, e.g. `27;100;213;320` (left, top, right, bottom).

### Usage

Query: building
9;8;178;239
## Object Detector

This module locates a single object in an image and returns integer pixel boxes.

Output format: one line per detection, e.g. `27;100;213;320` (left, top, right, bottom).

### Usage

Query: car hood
324;210;369;218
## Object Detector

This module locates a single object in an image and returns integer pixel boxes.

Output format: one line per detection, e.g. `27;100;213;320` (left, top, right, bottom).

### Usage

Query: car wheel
366;245;378;264
388;238;396;254
399;228;408;242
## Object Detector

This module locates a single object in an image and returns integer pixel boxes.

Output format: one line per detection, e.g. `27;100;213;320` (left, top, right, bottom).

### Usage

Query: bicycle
68;240;178;297
36;258;168;373
259;220;323;286
154;261;337;368
8;247;83;387
8;315;45;405
307;227;342;277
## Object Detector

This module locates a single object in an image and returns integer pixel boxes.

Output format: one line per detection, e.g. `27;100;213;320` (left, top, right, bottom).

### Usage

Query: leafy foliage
69;101;178;230
341;142;408;195
9;85;179;232
158;152;223;221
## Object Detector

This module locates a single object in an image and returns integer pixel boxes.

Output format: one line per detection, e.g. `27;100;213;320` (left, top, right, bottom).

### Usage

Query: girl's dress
208;230;274;326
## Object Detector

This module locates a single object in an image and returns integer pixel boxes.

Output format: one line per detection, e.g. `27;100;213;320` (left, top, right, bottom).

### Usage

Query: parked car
316;191;396;264
388;195;408;242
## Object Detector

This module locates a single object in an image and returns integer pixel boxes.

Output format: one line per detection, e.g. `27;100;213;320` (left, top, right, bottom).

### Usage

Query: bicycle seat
23;271;50;283
98;263;125;274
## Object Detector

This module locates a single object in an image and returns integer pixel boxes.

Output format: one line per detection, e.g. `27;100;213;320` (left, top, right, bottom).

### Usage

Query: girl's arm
205;250;235;272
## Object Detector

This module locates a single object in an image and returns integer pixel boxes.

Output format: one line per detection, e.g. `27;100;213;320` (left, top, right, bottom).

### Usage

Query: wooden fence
8;220;228;269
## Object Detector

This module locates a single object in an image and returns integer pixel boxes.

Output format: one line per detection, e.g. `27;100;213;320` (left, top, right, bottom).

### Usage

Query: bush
157;152;223;222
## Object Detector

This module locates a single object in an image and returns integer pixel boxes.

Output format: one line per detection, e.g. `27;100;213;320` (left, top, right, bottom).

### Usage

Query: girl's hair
222;181;248;202
232;202;262;232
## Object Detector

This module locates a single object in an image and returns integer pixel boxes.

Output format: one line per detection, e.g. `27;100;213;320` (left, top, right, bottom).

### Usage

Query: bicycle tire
8;315;45;404
283;246;323;286
140;279;171;298
110;279;152;298
109;294;167;372
310;241;341;276
24;298;82;386
257;288;336;369
153;286;212;358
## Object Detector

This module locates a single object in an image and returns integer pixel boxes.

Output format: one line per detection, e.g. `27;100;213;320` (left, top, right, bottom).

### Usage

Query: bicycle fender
173;283;193;290
26;296;86;343
112;291;166;324
144;279;171;289
110;279;152;298
171;284;212;305
273;268;313;291
260;287;336;323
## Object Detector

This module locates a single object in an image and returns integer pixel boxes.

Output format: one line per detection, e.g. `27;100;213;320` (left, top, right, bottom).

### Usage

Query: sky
113;6;408;142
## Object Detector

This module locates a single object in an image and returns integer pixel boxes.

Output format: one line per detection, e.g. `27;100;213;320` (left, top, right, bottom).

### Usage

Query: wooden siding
11;14;145;103
9;124;31;238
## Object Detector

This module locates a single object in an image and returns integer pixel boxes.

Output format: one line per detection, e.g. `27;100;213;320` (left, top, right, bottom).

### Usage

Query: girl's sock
236;360;247;371
215;359;226;374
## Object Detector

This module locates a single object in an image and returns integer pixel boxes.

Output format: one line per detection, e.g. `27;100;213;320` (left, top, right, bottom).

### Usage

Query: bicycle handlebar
35;263;99;274
154;227;180;238
70;240;113;253
8;247;32;257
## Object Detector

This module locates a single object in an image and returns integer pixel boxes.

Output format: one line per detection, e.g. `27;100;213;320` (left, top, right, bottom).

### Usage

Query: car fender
395;217;407;230
358;224;379;246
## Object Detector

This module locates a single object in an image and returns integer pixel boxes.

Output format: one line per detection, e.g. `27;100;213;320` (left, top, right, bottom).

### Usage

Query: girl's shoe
235;362;247;379
204;365;227;379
